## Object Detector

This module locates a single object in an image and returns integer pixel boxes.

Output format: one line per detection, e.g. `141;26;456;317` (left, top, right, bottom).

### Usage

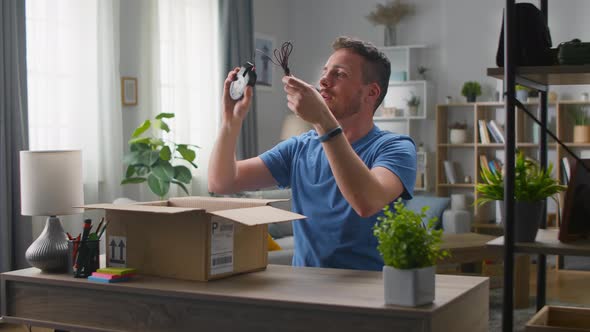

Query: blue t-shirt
259;125;416;271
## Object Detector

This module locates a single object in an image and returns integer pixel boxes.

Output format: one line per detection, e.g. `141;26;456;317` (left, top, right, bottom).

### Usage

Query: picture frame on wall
254;33;275;90
121;77;138;106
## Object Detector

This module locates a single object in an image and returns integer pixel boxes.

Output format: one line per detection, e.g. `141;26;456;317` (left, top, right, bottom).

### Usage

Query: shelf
373;116;426;121
388;80;426;87
379;44;427;51
438;143;475;148
438;183;475;188
487;65;590;86
565;143;590;148
487;229;590;256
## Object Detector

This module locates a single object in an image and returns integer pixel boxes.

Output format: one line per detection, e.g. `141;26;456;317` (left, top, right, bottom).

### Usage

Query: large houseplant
121;113;199;199
373;200;449;306
475;151;566;242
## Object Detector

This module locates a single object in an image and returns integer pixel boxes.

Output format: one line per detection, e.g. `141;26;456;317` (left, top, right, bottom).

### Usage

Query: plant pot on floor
383;265;435;306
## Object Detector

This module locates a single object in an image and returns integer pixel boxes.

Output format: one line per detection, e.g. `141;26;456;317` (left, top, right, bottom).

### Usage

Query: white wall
252;0;590;178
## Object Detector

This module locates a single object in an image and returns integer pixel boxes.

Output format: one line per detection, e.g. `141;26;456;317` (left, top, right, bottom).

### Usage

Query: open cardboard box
83;196;305;281
526;305;590;332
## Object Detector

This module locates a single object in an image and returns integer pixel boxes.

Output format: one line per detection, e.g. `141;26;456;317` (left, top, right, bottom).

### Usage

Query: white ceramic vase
449;129;467;144
383;265;435;306
442;194;471;234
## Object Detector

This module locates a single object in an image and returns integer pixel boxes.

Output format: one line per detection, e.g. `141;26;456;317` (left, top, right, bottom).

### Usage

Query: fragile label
210;217;234;275
108;235;127;267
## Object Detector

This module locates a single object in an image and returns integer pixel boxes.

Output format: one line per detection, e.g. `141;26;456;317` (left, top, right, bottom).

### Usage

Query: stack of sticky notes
88;267;137;283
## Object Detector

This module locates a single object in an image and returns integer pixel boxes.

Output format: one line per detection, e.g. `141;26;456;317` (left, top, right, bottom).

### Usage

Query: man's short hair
332;36;391;113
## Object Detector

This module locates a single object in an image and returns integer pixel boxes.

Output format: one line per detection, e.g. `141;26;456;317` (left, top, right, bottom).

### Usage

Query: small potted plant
121;113;199;199
449;121;468;144
405;93;420;116
515;85;530;103
569;105;590;143
373;200;449;306
417;66;428;80
475;151;566;242
461;81;482;103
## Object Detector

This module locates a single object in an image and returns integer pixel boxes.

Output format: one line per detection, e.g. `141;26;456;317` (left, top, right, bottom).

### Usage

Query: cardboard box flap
209;205;305;226
80;203;205;214
169;196;288;212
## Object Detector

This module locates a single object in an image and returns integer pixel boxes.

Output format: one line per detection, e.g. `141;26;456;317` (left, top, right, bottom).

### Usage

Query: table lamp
20;150;84;272
280;114;312;141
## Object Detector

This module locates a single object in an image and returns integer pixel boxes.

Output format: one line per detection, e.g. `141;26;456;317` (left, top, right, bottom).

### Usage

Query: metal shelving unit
487;1;590;331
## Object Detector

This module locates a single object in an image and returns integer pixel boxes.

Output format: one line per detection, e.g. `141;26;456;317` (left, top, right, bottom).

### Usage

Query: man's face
318;49;370;120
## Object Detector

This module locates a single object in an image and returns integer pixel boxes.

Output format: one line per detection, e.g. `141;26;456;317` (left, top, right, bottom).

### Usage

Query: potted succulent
373;200;449;306
461;81;482;103
121;113;199;199
475;151;566;242
569;105;590;143
366;0;413;46
405;93;420;116
449;121;468;144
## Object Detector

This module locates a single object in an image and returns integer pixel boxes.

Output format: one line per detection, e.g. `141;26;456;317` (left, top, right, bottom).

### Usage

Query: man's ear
365;82;381;104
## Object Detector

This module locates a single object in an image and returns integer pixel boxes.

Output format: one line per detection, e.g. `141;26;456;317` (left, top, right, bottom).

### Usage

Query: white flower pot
383;265;435;306
449;129;467;144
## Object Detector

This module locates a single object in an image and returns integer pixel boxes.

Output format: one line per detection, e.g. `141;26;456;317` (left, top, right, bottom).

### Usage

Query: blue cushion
404;195;450;228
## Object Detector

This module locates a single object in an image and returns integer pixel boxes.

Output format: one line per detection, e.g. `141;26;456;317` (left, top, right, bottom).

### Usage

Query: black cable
257;41;293;76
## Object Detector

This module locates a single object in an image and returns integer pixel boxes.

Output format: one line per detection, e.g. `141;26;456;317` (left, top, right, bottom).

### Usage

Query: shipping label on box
210;218;234;275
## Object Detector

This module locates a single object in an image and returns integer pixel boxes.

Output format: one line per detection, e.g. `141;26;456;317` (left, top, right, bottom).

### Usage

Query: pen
97;218;110;240
80;219;92;242
95;217;105;236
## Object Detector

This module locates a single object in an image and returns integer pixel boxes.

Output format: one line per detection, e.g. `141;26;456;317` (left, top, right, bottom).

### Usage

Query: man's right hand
222;67;253;127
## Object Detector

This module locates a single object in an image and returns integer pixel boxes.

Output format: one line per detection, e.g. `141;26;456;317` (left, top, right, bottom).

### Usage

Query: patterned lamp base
25;216;69;272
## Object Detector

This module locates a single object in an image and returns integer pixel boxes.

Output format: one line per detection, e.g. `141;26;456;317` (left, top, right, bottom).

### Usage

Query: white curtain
155;0;220;197
26;0;123;207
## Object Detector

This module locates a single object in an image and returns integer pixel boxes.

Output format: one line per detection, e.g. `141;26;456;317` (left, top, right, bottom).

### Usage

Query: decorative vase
516;90;529;103
383;265;435;306
442;194;471;234
384;25;396;46
25;216;69;272
573;125;590;143
449;129;467;144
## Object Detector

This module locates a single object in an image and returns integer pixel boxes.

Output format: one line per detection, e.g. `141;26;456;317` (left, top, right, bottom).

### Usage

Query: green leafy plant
515;84;531;92
475;151;566;206
461;81;482;98
405;93;420;107
121;113;199;199
569;105;590;126
417;66;428;80
373;199;449;269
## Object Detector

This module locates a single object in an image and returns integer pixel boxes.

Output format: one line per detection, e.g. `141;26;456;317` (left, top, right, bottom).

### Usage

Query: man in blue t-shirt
208;36;416;271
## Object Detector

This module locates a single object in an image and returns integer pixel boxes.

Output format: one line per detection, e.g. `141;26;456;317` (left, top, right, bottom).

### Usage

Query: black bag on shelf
496;3;554;67
558;39;590;65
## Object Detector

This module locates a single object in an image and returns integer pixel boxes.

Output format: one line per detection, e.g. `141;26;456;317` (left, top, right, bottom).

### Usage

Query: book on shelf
443;160;457;184
480;155;490;173
488;120;505;144
562;156;571;184
478;120;491;144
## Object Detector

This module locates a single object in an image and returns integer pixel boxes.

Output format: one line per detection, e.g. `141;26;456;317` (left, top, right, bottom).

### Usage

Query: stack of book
88;267;137;283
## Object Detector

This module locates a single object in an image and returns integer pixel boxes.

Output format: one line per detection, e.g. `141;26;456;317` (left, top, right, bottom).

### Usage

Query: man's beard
331;91;362;120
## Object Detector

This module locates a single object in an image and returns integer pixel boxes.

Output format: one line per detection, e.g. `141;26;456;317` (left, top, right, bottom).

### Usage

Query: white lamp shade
20;150;84;216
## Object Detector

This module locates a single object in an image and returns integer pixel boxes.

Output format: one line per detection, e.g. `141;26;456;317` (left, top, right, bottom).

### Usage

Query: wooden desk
1;265;489;332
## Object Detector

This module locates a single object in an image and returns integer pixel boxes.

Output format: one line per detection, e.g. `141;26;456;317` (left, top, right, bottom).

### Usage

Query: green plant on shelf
461;81;482;102
373;199;449;269
405;93;420;107
475;151;566;206
569;105;590;126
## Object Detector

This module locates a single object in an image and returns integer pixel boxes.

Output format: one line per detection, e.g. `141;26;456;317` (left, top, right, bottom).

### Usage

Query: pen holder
68;239;99;278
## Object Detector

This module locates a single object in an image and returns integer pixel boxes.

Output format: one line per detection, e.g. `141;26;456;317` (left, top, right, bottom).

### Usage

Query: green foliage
121;113;199;199
475;151;566;206
373;199;450;269
461;81;482;98
405;93;420;107
568;105;590;126
515;84;530;92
